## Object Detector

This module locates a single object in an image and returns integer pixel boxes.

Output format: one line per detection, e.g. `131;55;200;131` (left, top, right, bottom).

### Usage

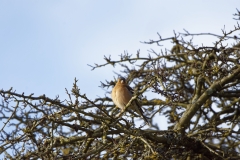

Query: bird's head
118;77;126;84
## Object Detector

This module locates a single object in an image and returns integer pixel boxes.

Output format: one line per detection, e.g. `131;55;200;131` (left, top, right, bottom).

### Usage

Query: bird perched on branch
111;77;151;126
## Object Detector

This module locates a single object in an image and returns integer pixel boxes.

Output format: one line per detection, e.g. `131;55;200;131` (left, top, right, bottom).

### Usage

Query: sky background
0;0;239;135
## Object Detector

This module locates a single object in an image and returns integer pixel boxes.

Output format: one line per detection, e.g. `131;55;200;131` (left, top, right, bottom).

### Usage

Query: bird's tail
134;101;152;127
142;115;152;127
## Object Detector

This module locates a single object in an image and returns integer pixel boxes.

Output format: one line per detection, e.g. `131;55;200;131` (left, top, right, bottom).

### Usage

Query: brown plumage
111;77;150;126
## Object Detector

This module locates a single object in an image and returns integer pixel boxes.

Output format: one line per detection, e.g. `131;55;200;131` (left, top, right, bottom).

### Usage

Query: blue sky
0;1;239;130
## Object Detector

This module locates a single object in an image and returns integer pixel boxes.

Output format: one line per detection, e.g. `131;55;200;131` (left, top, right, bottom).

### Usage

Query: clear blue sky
0;1;239;128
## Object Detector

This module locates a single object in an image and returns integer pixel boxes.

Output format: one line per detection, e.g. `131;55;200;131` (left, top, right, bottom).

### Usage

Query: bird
111;77;151;126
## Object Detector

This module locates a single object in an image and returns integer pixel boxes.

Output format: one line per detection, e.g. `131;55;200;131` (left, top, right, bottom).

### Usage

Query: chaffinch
111;77;150;126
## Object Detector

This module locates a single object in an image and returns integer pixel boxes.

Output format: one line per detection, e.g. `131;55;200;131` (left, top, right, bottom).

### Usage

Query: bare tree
1;9;240;160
